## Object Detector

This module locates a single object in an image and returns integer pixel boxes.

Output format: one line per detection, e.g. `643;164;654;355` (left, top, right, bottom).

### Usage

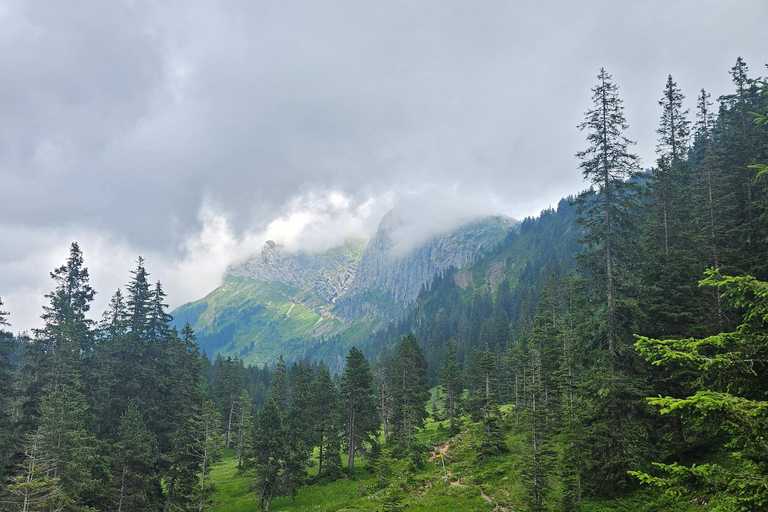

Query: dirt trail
437;441;509;511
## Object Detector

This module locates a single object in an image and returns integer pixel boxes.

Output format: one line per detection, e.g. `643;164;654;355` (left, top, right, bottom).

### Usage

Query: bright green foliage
389;334;430;446
5;427;64;512
633;270;768;509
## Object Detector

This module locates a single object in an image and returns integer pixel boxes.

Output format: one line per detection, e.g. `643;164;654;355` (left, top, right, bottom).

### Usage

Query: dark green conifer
439;340;463;433
389;334;430;446
341;347;377;470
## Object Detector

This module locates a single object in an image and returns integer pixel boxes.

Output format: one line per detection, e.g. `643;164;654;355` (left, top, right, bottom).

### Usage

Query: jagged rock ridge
228;238;365;303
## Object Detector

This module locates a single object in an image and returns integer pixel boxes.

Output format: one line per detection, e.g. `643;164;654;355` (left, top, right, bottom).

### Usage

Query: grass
206;402;707;511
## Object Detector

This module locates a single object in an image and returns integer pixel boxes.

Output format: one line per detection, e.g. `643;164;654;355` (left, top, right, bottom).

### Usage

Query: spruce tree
633;270;768;509
213;356;244;448
234;389;254;470
0;297;14;486
439;340;463;432
341;347;377;470
190;400;223;512
575;68;640;357
310;367;343;479
115;403;158;512
269;355;289;413
249;397;306;510
162;323;208;512
389;334;430;446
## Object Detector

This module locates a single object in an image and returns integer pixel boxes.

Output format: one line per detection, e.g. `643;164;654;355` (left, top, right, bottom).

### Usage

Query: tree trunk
381;383;389;443
318;433;324;477
348;408;356;470
163;467;177;512
226;392;235;449
118;464;127;512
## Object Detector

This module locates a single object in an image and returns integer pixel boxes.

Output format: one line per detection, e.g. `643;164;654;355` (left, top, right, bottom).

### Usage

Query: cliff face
172;211;516;365
228;238;365;304
348;212;515;308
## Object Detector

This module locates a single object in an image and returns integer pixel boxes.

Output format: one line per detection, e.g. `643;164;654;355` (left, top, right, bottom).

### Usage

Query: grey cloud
1;0;766;330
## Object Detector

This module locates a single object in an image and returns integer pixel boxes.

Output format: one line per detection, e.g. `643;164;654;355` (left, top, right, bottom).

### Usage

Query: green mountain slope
170;215;516;367
171;276;374;366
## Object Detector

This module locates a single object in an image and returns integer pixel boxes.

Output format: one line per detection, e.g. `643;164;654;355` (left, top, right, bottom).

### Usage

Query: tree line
1;56;767;511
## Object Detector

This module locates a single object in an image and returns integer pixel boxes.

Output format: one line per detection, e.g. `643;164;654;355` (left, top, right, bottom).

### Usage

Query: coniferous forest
1;58;768;511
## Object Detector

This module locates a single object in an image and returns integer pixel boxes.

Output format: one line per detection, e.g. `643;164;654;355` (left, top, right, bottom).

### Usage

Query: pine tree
575;68;640;357
653;74;691;256
479;343;497;416
657;75;691;166
439;340;463;433
286;362;315;452
162;323;208;512
114;403;158;512
249;397;305;510
189;400;223;512
341;347;378;470
5;427;64;512
310;367;343;479
213;356;244;448
35;384;100;510
633;270;768;509
234;389;254;470
389;334;430;446
464;347;485;421
269;355;289;413
0;297;14;486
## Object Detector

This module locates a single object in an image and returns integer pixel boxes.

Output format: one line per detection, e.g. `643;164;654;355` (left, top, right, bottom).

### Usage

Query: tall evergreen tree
114;403;158;512
162;323;208;512
213;356;244;448
657;74;691;166
575;68;640;357
249;397;306;510
633;270;768;509
0;297;14;488
189;400;223;512
269;355;289;413
389;334;430;446
310;367;343;479
341;347;378;470
439;340;463;432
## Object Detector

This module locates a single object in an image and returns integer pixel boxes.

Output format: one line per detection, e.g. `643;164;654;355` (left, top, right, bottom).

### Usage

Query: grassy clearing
206;403;698;511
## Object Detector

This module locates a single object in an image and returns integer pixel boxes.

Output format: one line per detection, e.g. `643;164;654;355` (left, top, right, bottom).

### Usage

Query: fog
1;0;766;331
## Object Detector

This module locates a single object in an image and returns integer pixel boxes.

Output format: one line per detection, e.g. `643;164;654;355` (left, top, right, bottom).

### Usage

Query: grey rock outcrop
227;211;515;322
228;239;365;303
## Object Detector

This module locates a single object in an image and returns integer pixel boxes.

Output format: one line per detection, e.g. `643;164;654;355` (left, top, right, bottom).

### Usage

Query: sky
1;0;766;333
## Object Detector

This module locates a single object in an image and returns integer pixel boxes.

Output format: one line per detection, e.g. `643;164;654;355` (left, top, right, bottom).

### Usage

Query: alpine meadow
2;3;768;512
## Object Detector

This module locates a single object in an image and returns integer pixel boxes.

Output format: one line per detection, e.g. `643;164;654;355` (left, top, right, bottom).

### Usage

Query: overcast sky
1;0;766;332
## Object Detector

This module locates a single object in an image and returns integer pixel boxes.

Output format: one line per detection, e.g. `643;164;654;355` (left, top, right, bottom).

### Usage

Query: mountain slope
171;214;516;366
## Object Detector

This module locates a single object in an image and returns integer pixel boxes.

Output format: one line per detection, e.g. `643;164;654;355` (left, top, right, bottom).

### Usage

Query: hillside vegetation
1;58;767;512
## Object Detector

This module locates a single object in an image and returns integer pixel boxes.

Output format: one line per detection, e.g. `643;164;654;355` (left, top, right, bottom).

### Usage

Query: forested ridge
1;57;767;511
